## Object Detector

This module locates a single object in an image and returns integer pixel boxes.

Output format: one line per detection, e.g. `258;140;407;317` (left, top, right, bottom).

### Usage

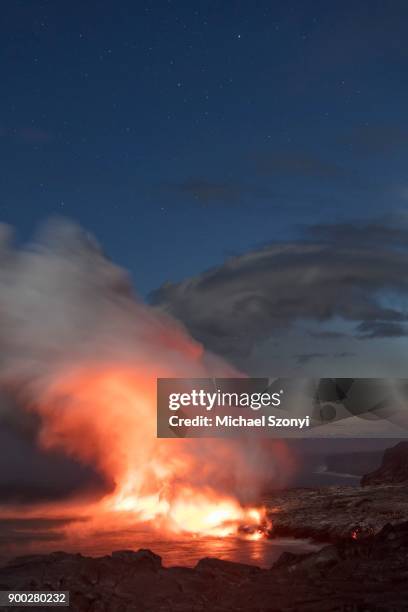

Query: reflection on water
117;534;322;568
0;522;323;568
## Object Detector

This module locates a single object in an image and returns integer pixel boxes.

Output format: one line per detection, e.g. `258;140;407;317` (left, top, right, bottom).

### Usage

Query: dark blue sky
2;0;408;295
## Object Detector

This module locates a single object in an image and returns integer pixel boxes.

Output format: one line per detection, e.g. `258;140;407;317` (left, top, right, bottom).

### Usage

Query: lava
16;365;276;540
0;221;288;544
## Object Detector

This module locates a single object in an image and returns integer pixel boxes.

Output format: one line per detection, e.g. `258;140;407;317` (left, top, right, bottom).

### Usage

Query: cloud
307;219;408;247
151;219;408;365
0;126;53;144
255;152;346;180
162;178;273;209
17;127;53;144
398;187;408;201
294;351;355;365
344;125;408;155
356;321;408;339
168;179;243;205
1;218;275;513
334;351;355;359
294;353;327;365
308;330;348;340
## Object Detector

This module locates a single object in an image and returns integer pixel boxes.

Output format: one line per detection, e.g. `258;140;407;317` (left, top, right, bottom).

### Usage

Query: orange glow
16;361;275;539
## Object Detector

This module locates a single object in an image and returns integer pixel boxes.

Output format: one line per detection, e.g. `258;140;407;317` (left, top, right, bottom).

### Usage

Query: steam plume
0;220;290;536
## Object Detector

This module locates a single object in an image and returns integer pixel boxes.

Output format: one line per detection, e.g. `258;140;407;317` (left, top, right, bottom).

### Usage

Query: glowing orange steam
0;220;284;544
23;364;272;538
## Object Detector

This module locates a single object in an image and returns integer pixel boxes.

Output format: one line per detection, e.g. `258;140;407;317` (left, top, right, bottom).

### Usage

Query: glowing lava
0;220;288;548
21;365;274;539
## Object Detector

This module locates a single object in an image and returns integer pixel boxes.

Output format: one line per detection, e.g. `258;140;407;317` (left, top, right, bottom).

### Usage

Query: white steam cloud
0;219;290;514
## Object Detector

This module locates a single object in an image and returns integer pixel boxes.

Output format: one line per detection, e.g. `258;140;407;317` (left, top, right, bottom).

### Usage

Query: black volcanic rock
1;522;408;611
362;441;408;486
263;443;408;543
265;482;408;542
111;548;162;571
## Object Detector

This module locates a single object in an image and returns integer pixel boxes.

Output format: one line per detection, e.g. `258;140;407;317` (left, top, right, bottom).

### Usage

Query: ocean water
0;524;322;569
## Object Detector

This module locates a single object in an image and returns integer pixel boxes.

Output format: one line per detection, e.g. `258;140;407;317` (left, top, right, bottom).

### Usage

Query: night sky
2;0;408;514
2;0;408;373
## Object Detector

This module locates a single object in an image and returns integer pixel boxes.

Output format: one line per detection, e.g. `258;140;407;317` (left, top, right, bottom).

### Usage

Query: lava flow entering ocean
24;366;274;541
0;221;288;546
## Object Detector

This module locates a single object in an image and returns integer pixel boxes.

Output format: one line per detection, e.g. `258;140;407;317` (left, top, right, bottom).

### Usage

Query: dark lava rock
362;441;408;486
1;521;408;611
265;482;408;542
111;549;162;571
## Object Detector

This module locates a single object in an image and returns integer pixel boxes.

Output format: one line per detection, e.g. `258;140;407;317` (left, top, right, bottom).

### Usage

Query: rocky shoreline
1;443;408;610
265;482;408;542
266;440;408;543
1;520;408;611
